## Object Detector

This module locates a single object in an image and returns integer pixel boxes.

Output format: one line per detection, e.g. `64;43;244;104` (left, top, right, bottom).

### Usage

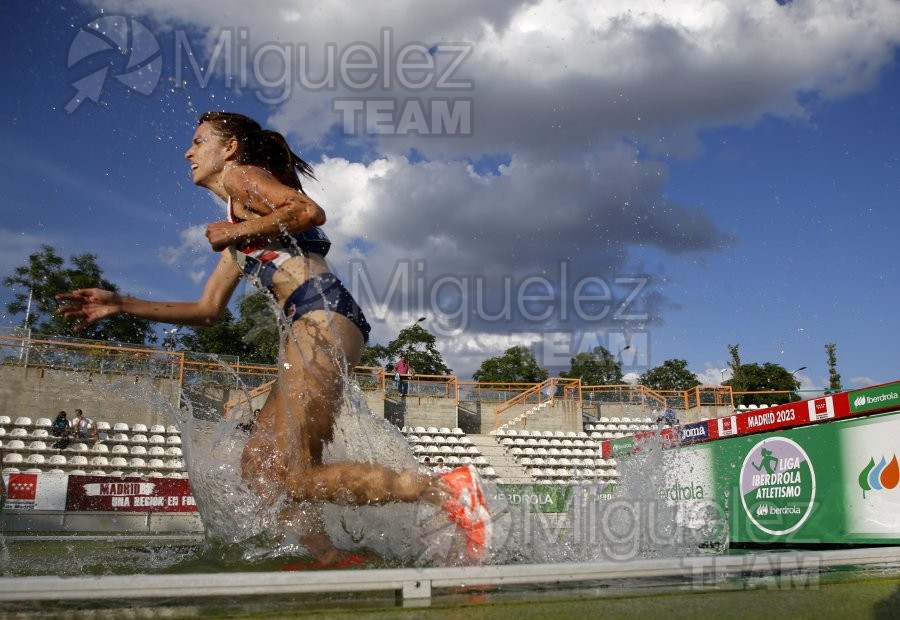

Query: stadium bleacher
0;416;185;479
0;411;664;485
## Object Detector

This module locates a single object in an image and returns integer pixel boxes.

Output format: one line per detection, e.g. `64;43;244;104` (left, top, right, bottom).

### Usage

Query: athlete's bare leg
241;311;445;565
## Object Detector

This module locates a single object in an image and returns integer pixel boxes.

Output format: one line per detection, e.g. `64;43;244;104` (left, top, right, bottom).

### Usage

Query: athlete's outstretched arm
55;252;242;328
205;166;326;252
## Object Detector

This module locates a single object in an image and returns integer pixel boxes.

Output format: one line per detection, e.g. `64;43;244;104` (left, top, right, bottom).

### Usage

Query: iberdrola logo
858;454;900;498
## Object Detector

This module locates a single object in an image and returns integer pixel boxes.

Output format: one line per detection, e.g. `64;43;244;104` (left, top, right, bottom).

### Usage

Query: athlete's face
184;122;231;188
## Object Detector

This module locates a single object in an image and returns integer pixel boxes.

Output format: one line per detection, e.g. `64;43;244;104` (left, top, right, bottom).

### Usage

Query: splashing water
170;260;493;568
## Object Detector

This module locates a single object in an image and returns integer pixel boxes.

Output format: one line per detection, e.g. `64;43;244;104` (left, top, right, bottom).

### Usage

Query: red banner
65;475;197;512
5;473;38;509
599;389;864;456
707;392;851;439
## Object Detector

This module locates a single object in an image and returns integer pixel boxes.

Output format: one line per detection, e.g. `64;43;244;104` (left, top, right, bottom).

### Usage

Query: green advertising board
660;408;900;545
493;484;574;513
849;381;900;413
610;436;634;456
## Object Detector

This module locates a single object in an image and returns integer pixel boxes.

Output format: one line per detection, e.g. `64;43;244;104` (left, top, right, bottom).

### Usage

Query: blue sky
1;0;899;388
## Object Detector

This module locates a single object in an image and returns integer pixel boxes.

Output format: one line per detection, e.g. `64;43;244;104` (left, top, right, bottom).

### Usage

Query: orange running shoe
441;465;491;560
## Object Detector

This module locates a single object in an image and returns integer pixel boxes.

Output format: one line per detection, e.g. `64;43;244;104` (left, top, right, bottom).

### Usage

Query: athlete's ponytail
198;111;316;191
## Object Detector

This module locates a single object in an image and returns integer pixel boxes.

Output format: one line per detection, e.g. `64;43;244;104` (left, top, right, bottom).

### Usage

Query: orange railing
581;384;667;411
2;334;740;416
392;373;458;399
456;381;537;404
222;380;276;418
1;334;186;385
492;377;581;419
352;366;387;393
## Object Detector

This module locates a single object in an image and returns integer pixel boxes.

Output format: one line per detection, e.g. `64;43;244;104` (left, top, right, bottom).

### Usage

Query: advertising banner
848;381;900;414
1;471;70;510
663;409;900;545
494;484;575;513
595;385;893;457
4;473;38;509
65;475;197;512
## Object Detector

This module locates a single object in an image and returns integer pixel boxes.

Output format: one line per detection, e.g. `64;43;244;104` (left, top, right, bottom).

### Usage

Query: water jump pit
2;378;900;617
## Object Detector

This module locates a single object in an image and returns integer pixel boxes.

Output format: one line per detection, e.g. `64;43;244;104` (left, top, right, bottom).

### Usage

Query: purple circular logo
739;437;816;536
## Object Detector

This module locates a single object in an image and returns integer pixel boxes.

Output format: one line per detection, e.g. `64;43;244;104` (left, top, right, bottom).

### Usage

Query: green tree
3;245;154;344
179;308;245;357
359;343;391;368
235;292;280;364
639;359;701;391
180;292;280;364
387;323;451;376
722;344;800;405
560;345;623;385
472;346;548;383
825;342;842;394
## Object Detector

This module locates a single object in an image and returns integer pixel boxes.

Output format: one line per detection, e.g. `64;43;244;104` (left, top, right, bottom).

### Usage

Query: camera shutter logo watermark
66;16;162;113
739;437;816;536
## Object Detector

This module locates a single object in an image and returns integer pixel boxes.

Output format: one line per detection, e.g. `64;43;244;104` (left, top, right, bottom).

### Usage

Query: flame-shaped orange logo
858;455;900;498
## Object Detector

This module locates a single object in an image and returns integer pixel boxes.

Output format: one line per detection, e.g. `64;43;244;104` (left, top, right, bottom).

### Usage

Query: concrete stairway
468;435;532;483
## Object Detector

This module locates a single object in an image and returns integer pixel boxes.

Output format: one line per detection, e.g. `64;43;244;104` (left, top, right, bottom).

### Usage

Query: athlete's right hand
55;288;123;328
206;220;242;251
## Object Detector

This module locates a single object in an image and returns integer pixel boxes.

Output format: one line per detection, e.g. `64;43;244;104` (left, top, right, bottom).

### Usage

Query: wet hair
198;111;316;192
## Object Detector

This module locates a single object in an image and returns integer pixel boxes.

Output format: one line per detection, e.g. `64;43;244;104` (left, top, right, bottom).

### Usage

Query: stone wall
0;365;180;427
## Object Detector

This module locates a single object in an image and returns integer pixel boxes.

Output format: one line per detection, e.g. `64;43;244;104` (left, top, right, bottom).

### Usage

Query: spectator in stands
663;406;678;426
395;356;412;396
55;112;489;566
237;408;261;434
70;409;99;442
51;410;70;449
433;457;452;475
